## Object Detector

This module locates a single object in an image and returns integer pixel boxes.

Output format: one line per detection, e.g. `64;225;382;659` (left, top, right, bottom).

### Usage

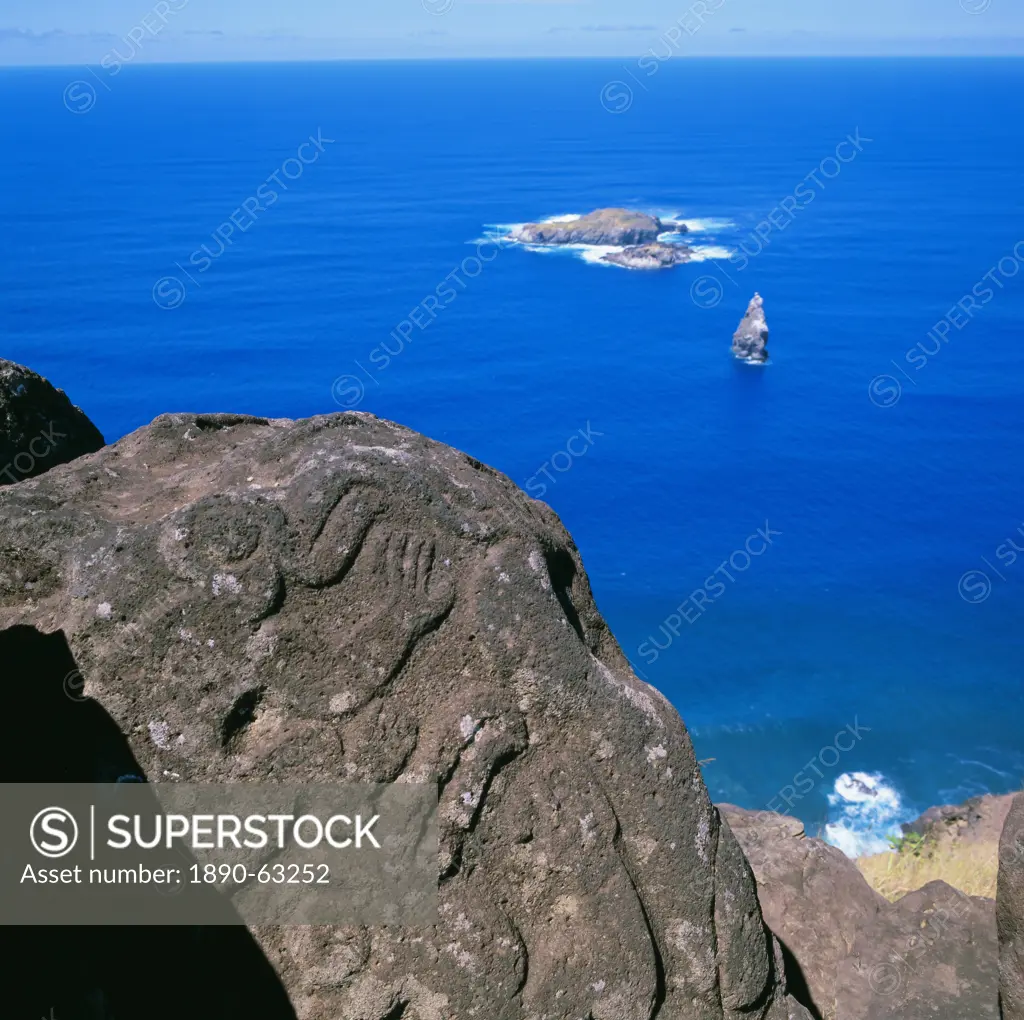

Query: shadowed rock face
0;625;298;1020
721;805;999;1020
731;295;769;364
0;409;810;1020
0;358;104;485
999;794;1024;1019
512;208;670;246
720;805;885;1019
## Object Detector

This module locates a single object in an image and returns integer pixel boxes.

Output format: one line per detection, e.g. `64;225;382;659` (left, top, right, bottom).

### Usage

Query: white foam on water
823;771;911;858
678;217;737;232
688;245;735;262
470;233;508;246
542;213;583;224
473;224;525;246
577;244;625;265
518;242;577;256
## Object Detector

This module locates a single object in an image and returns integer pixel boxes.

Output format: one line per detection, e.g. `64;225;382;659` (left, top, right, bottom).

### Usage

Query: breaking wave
823;771;914;858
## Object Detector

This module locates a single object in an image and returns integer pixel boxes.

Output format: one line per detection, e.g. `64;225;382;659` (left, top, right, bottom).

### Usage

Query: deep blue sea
2;58;1022;854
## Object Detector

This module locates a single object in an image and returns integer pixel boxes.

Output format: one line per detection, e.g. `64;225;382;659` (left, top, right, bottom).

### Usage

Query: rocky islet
509;207;693;270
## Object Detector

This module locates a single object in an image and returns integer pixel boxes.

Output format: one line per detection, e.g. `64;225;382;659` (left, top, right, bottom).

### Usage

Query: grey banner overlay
2;783;437;926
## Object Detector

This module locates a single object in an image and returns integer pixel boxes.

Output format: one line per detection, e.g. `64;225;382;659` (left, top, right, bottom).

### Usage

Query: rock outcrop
720;805;887;1018
0;357;104;485
999;794;1024;1019
834;879;998;1020
512;208;676;247
0;408;810;1020
603;242;692;270
731;294;770;364
905;792;1016;847
720;804;999;1020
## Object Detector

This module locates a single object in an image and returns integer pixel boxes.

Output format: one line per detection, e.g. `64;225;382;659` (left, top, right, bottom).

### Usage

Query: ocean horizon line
4;51;1024;70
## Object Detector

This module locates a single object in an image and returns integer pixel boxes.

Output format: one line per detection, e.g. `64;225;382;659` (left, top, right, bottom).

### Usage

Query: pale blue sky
2;0;1023;64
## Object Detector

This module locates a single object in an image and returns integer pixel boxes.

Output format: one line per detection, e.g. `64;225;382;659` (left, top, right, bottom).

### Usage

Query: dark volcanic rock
512;208;670;246
999;793;1024;1019
720;804;999;1020
1;625;298;1020
0;409;809;1020
731;294;770;364
0;358;104;485
603;242;692;270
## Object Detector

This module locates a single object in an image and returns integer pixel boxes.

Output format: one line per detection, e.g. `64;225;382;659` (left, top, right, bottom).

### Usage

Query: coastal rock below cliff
905;792;1016;846
998;794;1024;1019
720;805;887;1018
0;408;808;1020
834;878;998;1020
512;207;673;246
732;294;770;364
603;242;692;270
720;804;999;1020
0;358;104;485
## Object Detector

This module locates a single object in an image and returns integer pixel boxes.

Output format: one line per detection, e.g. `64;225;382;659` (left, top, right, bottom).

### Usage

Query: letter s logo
31;807;79;858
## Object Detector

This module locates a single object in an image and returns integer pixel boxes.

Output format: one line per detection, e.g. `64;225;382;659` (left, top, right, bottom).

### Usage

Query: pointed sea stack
731;293;769;364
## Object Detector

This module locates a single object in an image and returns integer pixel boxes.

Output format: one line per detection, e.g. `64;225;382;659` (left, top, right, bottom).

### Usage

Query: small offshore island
508;207;692;269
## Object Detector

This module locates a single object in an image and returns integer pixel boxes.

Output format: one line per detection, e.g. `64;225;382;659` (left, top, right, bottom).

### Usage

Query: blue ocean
3;57;1022;855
